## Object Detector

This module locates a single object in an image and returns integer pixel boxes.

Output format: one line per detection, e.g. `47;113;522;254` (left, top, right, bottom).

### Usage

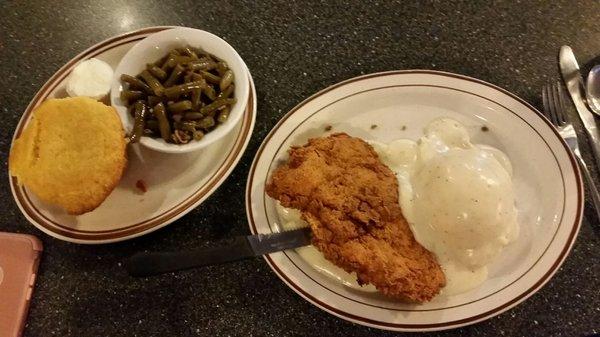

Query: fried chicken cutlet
266;133;445;302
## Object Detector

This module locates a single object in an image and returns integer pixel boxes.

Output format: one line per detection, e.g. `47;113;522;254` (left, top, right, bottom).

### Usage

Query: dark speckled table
1;1;599;336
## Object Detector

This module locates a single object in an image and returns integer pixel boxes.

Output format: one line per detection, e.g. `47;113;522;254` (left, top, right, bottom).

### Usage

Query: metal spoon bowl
586;64;600;115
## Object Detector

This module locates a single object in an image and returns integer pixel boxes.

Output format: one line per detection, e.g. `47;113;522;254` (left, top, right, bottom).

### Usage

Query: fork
542;81;600;219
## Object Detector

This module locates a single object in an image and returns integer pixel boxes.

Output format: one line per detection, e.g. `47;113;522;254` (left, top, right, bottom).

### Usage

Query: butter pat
66;58;113;100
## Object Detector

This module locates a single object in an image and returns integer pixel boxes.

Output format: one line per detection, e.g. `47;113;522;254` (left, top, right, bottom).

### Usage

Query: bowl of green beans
110;27;249;153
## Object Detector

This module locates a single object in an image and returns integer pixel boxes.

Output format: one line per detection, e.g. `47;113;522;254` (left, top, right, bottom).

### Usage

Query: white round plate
9;27;256;244
245;70;583;331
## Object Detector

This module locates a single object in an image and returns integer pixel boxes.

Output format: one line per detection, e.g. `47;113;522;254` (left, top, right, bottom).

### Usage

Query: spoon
585;64;600;116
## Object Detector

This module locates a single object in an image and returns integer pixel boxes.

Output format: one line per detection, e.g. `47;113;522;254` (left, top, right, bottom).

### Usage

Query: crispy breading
266;133;445;302
9;97;127;215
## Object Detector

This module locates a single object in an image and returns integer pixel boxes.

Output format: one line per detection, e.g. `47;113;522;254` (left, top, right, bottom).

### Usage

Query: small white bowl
110;27;249;153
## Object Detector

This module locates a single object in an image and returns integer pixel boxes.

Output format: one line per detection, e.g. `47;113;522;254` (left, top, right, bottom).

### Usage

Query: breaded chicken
266;133;445;302
9;97;127;215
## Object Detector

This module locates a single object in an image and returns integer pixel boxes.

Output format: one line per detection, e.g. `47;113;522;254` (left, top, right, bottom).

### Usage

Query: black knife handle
125;236;254;277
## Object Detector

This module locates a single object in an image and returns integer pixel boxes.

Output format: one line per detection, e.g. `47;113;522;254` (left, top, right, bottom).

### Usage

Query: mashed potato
372;118;519;295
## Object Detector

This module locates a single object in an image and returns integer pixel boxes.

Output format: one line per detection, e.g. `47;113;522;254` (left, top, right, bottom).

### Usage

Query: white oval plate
245;70;582;331
9;27;256;244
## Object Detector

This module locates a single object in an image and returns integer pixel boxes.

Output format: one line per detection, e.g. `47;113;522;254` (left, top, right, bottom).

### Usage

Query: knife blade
125;227;312;277
559;45;600;169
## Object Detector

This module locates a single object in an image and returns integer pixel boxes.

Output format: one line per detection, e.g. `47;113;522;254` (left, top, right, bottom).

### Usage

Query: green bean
168;100;193;113
188;59;216;71
217;107;230;124
191;73;203;81
204;85;217;100
145;120;159;131
172;55;195;64
219;70;234;91
183;112;204;120
179;46;199;58
200;71;221;84
190;47;214;62
153;54;170;68
206;108;218;117
152;103;171;142
147;95;163;107
191;89;202;109
139;70;164;96
163;81;205;100
182;72;191;83
198;116;215;129
188;47;203;55
193;130;205;141
130;101;148;143
120;74;152;94
120;90;144;104
216;62;229;76
164;64;185;87
200;98;236;115
147;64;167;80
161;54;178;71
218;85;234;100
191;74;208;88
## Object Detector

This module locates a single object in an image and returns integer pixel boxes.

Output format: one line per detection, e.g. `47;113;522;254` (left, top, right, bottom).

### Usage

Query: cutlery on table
559;46;600;170
585;64;600;115
125;227;311;277
541;82;600;220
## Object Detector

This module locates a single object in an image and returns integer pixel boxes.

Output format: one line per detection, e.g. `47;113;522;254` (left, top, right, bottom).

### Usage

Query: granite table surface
0;1;599;336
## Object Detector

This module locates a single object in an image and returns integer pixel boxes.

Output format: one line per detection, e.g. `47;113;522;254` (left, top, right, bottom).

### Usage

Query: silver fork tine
555;82;568;125
541;84;552;122
543;81;600;221
546;83;560;125
552;83;560;124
